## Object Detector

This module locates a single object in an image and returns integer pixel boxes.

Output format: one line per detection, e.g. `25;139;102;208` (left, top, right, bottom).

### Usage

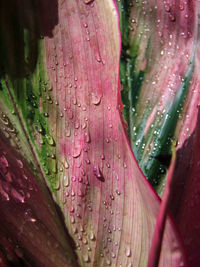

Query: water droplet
72;147;82;158
89;231;95;241
64;159;69;169
85;158;90;164
84;131;91;143
70;216;75;224
110;194;114;200
111;252;116;258
75;121;80;129
83;237;88;244
53;179;60;190
46;134;55;146
11;188;25;203
66;128;71;137
116;189;121;195
16;159;23;169
63;175;69;187
71;189;75;196
70;205;74;213
125;247;131;257
84;0;94;4
91;93;102;105
83;253;90;263
93;166;105;182
101;154;105;160
106;259;111;265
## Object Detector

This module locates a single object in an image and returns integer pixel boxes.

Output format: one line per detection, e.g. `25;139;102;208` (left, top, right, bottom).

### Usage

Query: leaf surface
0;0;188;266
118;0;198;192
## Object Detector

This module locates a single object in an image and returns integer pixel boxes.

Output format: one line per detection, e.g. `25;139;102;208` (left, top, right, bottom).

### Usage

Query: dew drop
53;179;60;190
84;0;94;4
74;121;80;129
46;134;55;146
84;131;91;143
83;253;90;263
16;159;23;169
72;147;82;158
91;93;102;105
125;247;131;257
93;166;105;182
64;159;69;169
63;175;69;187
85;158;90;164
89;231;95;241
66;128;71;137
11;188;25;203
70;216;75;224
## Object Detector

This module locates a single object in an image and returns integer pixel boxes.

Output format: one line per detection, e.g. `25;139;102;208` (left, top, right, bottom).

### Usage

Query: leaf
168;108;200;266
0;129;77;266
118;0;199;192
0;0;187;266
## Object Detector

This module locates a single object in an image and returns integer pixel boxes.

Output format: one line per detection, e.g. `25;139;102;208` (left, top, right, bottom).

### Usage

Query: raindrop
89;231;95;241
84;131;91;143
125;247;131;257
75;121;80;129
70;216;75;224
53;179;60;190
101;154;105;160
64;159;69;169
63;175;69;187
46;134;55;146
72;147;82;158
91;93;102;105
66;128;71;137
83;253;90;263
11;188;25;203
84;0;94;4
16;159;23;169
93;166;105;182
85;158;90;164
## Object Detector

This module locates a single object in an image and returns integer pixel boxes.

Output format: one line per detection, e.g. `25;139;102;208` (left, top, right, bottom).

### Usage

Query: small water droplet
84;131;91;143
72;147;82;158
93;166;105;182
11;188;25;203
89;231;95;241
66;128;71;137
53;179;60;190
84;0;94;4
83;253;90;263
74;121;80;129
63;175;69;187
91;93;102;105
70;216;75;224
64;159;69;169
16;159;23;169
101;154;105;160
46;134;55;146
125;247;131;257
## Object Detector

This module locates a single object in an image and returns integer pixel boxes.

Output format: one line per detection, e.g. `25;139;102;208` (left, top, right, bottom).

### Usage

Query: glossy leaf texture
118;0;199;192
0;0;187;266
